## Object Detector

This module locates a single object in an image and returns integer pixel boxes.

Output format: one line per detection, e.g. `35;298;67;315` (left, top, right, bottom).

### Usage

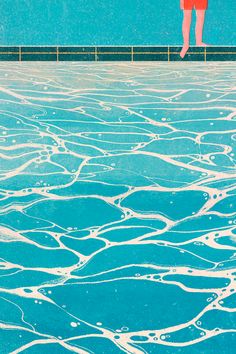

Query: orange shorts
183;0;208;10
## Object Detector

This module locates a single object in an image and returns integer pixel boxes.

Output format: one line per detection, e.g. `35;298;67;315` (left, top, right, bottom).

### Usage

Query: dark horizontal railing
0;46;235;61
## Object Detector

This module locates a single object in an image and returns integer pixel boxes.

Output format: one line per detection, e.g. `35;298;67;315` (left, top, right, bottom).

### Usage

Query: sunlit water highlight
0;62;235;353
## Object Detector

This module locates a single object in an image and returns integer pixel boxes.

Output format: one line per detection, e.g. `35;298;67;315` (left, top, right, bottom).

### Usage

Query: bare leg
180;10;192;58
196;10;207;46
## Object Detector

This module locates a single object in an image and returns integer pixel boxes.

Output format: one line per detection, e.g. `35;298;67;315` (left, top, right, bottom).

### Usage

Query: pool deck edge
0;46;235;61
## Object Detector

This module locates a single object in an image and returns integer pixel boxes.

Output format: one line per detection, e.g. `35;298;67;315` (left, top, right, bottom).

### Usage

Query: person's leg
196;10;207;46
180;10;192;58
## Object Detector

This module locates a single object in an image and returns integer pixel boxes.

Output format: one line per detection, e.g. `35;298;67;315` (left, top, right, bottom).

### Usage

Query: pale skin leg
196;10;207;46
180;10;192;58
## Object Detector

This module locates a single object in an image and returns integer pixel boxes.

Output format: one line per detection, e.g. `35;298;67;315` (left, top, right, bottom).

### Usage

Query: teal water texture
0;62;235;353
0;0;235;45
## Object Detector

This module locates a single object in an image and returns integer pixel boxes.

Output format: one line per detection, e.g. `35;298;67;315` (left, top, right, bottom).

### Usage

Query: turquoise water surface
0;62;235;353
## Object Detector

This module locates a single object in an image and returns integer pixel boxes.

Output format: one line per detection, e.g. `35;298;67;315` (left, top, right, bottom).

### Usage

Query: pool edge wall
0;46;235;61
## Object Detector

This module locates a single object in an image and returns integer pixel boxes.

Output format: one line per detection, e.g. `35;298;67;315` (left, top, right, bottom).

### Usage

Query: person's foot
180;44;189;58
196;42;209;47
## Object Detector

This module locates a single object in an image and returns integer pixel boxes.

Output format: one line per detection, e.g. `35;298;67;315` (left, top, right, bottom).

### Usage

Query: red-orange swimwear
183;0;208;10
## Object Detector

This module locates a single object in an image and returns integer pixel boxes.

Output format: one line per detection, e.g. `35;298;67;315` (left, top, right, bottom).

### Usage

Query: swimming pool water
0;62;235;353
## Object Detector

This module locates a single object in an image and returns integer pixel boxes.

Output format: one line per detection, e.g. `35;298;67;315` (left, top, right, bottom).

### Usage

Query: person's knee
183;10;192;21
196;10;205;18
